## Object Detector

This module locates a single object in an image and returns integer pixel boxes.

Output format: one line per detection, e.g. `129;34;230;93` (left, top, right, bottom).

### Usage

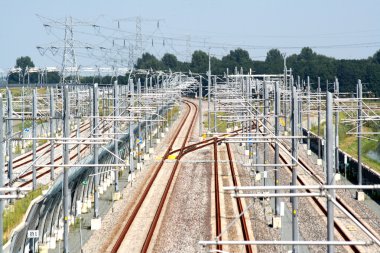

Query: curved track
110;100;198;253
6;120;111;188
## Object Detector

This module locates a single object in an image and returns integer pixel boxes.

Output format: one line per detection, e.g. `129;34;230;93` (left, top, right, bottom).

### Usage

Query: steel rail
141;100;198;252
226;143;253;253
110;100;195;253
213;141;223;252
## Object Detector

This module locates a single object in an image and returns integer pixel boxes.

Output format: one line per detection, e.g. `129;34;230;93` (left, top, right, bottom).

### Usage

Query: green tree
372;50;380;64
8;56;36;83
190;50;209;74
46;71;60;84
15;56;35;72
265;49;284;73
162;53;178;70
136;53;163;70
221;48;254;73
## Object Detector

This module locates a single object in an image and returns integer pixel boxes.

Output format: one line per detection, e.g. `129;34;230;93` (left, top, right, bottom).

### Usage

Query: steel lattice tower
61;17;79;84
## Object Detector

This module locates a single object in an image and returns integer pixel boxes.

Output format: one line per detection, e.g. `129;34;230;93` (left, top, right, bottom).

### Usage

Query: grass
14;120;32;133
310;112;380;172
163;105;180;128
0;87;48;97
3;186;47;243
73;217;84;229
203;112;228;133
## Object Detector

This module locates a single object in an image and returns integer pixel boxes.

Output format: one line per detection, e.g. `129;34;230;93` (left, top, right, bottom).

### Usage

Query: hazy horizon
1;0;379;69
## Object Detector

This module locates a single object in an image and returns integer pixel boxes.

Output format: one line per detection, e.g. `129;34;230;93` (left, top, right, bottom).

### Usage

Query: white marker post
27;230;39;253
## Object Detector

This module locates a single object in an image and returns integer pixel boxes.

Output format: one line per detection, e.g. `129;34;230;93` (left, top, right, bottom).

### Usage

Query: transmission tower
135;16;143;61
61;16;79;84
116;16;164;67
186;35;191;62
128;44;135;69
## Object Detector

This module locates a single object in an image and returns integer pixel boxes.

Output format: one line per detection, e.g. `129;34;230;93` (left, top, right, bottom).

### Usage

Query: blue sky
1;0;379;69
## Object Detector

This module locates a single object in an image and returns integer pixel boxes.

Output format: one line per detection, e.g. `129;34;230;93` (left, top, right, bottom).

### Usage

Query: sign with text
27;230;39;239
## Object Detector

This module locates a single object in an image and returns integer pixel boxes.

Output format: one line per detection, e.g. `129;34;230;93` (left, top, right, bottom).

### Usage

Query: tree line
8;47;380;96
136;47;380;95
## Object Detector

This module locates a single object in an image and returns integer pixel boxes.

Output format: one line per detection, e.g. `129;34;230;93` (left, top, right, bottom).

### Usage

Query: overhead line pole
63;85;70;253
326;91;335;253
291;85;299;253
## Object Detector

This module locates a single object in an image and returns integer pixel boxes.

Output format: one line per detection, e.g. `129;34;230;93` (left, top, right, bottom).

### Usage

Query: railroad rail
110;100;198;253
226;142;253;253
5;120;111;188
263;126;380;252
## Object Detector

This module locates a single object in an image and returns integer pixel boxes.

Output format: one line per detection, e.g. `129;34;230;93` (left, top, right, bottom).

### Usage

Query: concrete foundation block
39;244;49;253
89;194;94;203
81;203;88;214
356;191;365;201
21;148;25;154
143;154;150;161
244;150;249;156
149;148;154;154
91;218;102;230
48;237;57;249
137;163;142;171
335;174;341;182
284;131;289;136
234;126;239;131
226;128;232;132
307;150;312;156
112;192;121;201
99;187;104;195
69;215;75;225
160;132;165;138
76;201;82;215
255;173;261;181
156;138;161;144
102;183;108;192
57;229;63;241
87;199;92;209
317;159;323;166
165;127;169;132
272;216;282;229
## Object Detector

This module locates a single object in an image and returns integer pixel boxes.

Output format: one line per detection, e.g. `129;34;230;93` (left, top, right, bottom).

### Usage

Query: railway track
109;100;198;253
211;141;255;253
6;120;112;188
167;121;379;251
4;121;91;171
213;142;223;252
263;126;380;252
225;142;253;253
